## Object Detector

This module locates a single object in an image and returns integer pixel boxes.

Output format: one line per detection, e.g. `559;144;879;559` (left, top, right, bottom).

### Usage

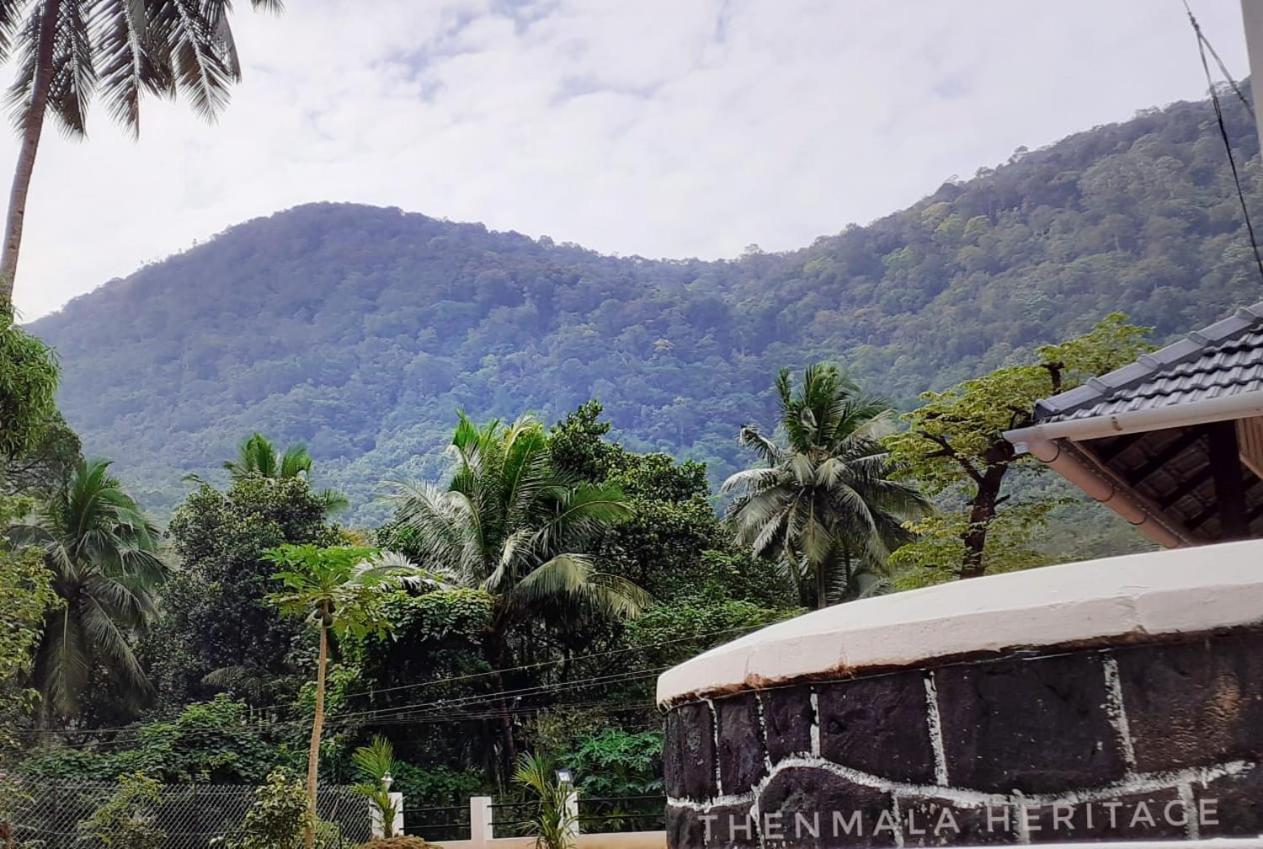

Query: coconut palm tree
266;543;444;849
723;364;930;609
0;0;281;307
225;433;314;480
389;413;651;771
10;457;166;721
223;432;348;512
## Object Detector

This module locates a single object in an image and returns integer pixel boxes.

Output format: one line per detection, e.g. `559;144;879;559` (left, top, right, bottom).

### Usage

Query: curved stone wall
658;542;1263;847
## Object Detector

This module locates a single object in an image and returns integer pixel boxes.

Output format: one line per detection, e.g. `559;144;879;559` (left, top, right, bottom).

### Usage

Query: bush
77;772;165;849
356;839;440;849
233;770;312;849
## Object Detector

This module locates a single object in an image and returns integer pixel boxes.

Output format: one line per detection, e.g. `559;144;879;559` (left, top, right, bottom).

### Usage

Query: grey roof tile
1035;303;1263;424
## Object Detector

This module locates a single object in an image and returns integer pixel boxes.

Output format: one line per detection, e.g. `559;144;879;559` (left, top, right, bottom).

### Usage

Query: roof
656;539;1263;705
1035;302;1263;424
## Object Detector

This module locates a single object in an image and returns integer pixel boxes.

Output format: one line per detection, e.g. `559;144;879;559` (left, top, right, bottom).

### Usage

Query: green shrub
77;772;165;849
233;770;312;849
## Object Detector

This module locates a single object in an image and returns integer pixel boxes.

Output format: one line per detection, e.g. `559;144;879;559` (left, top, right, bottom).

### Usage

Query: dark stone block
935;653;1125;794
761;687;813;763
1116;631;1263;772
664;710;684;798
1026;790;1186;843
667;805;705;849
715;694;766;792
1193;765;1263;837
665;702;717;800
757;766;897;847
818;671;935;783
896;796;1018;845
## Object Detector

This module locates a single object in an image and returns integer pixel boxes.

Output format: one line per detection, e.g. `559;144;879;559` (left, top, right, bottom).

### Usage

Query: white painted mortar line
889;796;905;848
753;691;773;774
1013;792;1031;845
1178;782;1199;841
808;690;820;757
1101;653;1138;774
704;698;722;796
923;670;949;786
665;757;1255;812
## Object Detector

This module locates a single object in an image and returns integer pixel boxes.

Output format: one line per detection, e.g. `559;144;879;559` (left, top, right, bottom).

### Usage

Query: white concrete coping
656;540;1263;706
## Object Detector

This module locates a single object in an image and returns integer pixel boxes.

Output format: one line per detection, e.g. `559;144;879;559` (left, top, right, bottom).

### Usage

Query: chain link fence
3;780;371;848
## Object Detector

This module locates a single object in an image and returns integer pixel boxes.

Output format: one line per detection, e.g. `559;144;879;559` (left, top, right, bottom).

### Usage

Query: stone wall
664;628;1263;847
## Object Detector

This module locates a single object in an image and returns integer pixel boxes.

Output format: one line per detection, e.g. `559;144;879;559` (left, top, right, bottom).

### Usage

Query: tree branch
919;431;984;484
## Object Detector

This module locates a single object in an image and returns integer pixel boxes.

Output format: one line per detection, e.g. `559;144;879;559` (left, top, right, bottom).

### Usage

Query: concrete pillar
469;795;494;847
369;792;405;839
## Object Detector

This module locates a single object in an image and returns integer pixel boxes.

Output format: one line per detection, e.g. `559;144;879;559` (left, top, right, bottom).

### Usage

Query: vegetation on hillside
28;90;1263;532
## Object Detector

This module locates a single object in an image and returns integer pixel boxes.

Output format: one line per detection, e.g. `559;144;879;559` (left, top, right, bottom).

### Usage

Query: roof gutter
1007;434;1191;549
1011;389;1263;445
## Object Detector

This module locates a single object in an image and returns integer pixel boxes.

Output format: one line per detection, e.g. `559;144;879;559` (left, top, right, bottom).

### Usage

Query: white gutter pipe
1016;433;1190;549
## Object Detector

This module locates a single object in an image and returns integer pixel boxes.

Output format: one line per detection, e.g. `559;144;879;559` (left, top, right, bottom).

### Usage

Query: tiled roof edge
1033;302;1263;422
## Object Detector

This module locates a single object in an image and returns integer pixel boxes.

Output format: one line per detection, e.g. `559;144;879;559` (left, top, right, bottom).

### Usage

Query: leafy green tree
77;772;165;849
146;475;338;710
266;543;438;849
0;0;281;305
724;365;929;608
18;694;280;783
10;458;165;723
3;411;80;498
0;492;54;755
388;413;651;771
0;311;57;458
887;313;1152;580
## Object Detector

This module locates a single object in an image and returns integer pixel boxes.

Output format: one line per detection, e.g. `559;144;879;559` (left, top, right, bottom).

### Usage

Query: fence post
564;785;580;839
470;796;494;847
369;791;406;839
389;792;404;838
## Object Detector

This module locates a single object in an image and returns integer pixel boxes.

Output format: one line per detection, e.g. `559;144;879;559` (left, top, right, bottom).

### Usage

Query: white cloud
9;0;1252;319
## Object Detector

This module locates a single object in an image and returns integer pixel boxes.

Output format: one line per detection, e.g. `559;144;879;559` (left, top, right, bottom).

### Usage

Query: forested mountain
30;90;1263;522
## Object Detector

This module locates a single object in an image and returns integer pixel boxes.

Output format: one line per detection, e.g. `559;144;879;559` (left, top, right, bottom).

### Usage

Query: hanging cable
1184;0;1263;286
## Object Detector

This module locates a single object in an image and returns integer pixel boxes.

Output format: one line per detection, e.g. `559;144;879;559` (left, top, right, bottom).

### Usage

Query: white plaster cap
656;540;1263;705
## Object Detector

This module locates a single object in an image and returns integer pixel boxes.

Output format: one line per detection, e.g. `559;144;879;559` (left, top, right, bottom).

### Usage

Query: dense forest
29;89;1263;528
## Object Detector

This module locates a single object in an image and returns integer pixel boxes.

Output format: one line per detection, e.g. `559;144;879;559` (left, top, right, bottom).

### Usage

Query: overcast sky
9;0;1252;320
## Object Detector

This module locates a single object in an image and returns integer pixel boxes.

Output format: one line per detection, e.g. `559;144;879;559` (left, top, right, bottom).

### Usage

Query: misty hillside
31;91;1263;522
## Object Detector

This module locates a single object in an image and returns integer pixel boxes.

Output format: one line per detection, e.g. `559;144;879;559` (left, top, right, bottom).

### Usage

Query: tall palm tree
0;0;281;307
224;432;348;512
390;413;651;772
10;457;166;721
266;543;444;849
723;364;930;609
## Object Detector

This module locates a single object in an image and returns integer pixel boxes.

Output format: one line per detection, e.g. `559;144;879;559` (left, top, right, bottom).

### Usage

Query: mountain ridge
30;91;1263;523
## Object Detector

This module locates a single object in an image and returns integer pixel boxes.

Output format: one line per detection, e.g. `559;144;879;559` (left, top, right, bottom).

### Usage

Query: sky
8;0;1253;320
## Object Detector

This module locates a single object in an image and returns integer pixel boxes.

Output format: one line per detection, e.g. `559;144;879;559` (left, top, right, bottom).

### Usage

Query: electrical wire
1184;0;1263;286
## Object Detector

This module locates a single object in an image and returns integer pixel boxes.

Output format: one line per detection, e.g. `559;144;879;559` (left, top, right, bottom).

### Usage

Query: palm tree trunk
0;0;59;308
814;559;828;610
305;622;329;849
485;625;518;783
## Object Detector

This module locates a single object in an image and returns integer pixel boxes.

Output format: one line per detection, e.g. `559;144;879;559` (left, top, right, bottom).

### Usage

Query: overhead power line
1184;0;1263;286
